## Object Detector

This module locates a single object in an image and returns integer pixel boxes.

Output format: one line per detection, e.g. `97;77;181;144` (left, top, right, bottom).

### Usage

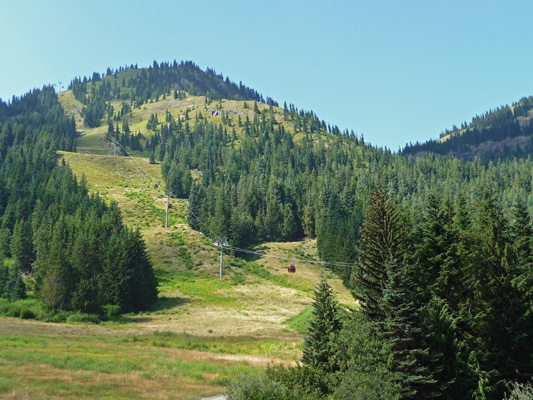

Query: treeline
0;86;77;152
0;87;157;315
148;85;533;263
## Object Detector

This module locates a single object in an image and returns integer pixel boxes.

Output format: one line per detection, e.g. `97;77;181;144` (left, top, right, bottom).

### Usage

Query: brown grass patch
165;348;296;367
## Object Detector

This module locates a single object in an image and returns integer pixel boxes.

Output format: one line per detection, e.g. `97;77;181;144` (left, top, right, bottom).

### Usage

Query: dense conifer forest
402;94;533;161
0;86;157;317
1;61;533;398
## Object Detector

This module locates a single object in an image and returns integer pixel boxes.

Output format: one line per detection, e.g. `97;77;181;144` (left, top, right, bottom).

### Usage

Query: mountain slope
402;95;533;160
55;84;357;338
0;71;356;399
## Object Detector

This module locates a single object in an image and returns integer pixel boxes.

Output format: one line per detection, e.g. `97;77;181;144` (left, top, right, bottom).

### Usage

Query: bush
66;312;100;324
103;304;121;318
265;364;330;397
0;299;8;313
19;307;37;319
36;308;55;321
49;311;69;323
226;374;314;400
334;364;402;400
3;300;22;317
0;299;42;319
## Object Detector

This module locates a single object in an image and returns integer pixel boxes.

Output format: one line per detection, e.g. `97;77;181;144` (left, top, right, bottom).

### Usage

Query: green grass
229;258;303;291
156;268;238;306
0;332;263;399
283;306;313;334
149;331;301;358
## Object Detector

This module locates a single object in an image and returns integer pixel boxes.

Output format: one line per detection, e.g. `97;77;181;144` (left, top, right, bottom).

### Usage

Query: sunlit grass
284;306;313;334
0;332;268;399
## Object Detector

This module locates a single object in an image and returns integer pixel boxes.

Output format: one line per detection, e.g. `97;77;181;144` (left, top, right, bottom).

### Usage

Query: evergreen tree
378;256;436;399
353;184;407;321
40;231;74;310
413;193;449;298
302;275;342;374
0;264;8;297
9;267;26;301
10;219;34;273
464;187;532;393
70;233;101;313
424;297;474;399
122;119;130;134
187;183;202;230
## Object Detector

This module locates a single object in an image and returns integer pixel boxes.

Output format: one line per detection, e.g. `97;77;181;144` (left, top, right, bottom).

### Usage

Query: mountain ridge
402;95;533;160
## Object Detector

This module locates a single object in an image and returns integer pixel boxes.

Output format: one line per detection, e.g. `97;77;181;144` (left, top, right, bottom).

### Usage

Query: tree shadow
150;296;190;312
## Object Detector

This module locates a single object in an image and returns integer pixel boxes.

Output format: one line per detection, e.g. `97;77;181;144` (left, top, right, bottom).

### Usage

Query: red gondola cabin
167;203;172;209
154;184;159;189
288;264;296;273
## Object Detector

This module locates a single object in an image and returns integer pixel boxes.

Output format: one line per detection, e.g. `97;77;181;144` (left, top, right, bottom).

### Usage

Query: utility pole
164;190;173;228
214;237;229;279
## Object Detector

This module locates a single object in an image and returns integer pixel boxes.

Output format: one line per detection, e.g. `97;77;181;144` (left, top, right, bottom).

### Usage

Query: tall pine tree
353;183;407;321
302;275;342;374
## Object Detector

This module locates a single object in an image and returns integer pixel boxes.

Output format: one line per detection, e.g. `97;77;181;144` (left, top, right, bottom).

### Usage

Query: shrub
226;374;313;400
19;307;37;319
49;312;69;323
334;364;402;400
265;364;330;397
0;299;42;320
36;308;55;321
103;304;121;318
66;312;100;323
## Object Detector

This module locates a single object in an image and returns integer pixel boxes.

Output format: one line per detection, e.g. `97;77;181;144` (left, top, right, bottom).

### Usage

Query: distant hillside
402;95;533;161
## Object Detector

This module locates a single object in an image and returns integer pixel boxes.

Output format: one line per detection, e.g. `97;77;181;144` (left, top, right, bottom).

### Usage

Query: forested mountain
1;60;533;398
402;95;533;161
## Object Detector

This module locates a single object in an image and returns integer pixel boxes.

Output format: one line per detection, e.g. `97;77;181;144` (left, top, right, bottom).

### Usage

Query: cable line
227;245;357;268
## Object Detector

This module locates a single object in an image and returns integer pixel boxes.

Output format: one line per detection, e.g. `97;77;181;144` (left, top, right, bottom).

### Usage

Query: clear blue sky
1;0;533;150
